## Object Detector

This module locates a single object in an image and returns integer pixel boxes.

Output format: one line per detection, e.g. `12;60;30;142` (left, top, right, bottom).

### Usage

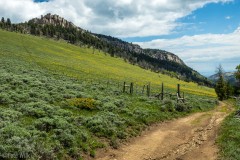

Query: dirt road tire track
96;101;233;160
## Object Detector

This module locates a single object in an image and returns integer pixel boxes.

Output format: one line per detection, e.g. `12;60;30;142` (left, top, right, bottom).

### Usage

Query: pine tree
235;65;240;86
235;65;240;94
0;17;5;29
6;18;11;26
1;17;4;23
215;65;227;101
226;82;234;98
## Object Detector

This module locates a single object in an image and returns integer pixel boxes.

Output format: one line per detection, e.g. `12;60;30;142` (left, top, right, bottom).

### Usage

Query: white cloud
136;27;240;76
225;16;231;19
0;0;232;37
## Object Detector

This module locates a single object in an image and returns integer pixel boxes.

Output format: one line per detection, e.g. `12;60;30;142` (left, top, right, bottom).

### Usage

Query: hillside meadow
218;99;240;160
0;29;217;159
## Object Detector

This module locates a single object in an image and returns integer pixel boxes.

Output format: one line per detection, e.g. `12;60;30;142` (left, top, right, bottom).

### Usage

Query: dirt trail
96;101;233;160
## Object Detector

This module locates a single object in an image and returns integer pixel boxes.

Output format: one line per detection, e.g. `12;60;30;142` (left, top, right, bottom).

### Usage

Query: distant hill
0;13;212;86
208;72;238;86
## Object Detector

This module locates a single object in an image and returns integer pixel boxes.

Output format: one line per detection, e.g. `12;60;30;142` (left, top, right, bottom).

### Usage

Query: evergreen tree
235;65;240;86
30;25;36;35
215;65;227;101
1;17;4;23
6;18;11;26
235;64;240;94
0;17;5;29
226;82;234;98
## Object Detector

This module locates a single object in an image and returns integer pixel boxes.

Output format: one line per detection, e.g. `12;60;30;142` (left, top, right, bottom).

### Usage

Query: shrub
138;96;148;102
110;137;119;149
114;99;126;108
132;108;154;124
68;98;97;110
18;102;56;118
175;102;191;112
33;136;61;160
0;93;11;104
17;102;73;119
90;150;96;158
84;111;125;138
34;117;56;132
101;102;117;111
0;125;34;159
34;115;74;132
161;99;175;112
57;130;76;148
0;108;22;122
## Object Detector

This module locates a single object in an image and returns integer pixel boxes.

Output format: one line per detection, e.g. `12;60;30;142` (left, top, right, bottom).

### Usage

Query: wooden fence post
123;82;126;93
149;83;151;97
130;82;134;95
161;82;164;100
142;85;145;94
177;84;181;98
183;92;185;103
147;83;151;97
146;84;148;97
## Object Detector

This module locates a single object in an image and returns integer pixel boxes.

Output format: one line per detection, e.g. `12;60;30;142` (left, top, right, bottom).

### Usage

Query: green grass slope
0;30;215;97
0;29;216;159
218;100;240;160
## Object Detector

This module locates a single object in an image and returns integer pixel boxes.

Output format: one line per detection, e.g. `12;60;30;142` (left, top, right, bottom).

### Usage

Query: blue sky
123;1;240;42
34;0;49;2
136;0;240;76
178;1;240;35
1;0;240;76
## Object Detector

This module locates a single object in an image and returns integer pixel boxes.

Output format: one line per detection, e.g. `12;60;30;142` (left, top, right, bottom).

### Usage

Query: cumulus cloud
225;16;231;19
137;27;240;75
0;0;232;37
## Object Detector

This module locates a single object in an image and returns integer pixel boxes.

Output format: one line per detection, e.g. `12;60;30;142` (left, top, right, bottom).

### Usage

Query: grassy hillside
217;100;240;160
0;29;216;159
0;30;215;97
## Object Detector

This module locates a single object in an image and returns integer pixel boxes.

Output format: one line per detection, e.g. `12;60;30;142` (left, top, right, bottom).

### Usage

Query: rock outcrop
95;34;185;65
29;13;78;29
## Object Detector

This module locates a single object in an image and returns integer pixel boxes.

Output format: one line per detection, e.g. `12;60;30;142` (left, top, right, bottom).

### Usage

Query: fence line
58;75;186;103
121;81;185;103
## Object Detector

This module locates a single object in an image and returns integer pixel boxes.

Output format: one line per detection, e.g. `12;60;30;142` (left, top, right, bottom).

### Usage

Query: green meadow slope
0;29;216;159
0;30;215;96
218;100;240;160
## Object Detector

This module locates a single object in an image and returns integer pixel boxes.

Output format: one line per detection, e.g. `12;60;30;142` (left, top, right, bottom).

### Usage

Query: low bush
161;99;175;112
114;99;126;108
0;93;12;104
0;125;35;159
131;108;152;124
68;98;97;110
84;111;125;138
0;108;22;122
175;102;191;112
110;137;120;149
18;102;55;118
101;102;117;111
